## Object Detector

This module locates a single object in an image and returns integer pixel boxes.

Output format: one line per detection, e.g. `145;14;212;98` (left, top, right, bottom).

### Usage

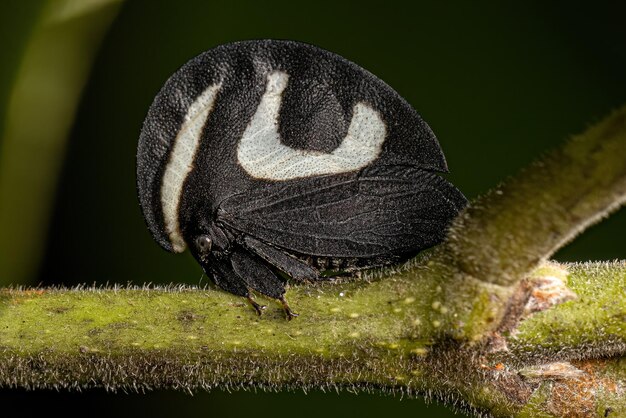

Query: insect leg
246;295;266;316
231;247;298;320
209;259;266;316
242;236;319;282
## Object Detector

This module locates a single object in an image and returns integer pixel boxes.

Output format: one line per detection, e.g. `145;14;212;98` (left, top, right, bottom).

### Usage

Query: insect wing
218;166;467;258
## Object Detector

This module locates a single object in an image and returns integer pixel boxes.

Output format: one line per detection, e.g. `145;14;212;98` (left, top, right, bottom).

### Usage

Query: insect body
137;40;467;318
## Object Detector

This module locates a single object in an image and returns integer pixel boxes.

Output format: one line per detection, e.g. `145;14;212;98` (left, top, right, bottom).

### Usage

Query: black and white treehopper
136;40;467;319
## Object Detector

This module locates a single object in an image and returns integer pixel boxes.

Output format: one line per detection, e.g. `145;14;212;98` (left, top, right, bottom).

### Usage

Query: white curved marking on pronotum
237;71;387;180
161;83;222;252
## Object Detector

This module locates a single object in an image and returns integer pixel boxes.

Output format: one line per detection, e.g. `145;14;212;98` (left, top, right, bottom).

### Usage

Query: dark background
1;1;625;417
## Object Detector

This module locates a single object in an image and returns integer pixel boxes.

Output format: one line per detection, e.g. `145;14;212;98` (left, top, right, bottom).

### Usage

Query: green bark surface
0;262;624;417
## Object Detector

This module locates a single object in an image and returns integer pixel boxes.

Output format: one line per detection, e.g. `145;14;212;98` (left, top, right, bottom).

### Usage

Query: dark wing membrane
218;166;467;258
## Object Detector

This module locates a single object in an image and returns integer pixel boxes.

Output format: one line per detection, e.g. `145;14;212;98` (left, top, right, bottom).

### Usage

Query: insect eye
195;235;212;253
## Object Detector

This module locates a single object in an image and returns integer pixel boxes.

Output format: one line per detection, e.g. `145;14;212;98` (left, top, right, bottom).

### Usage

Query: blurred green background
1;0;625;416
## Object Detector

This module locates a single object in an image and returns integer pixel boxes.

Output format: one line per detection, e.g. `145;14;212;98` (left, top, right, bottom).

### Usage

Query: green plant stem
422;106;626;342
444;106;626;287
0;262;624;417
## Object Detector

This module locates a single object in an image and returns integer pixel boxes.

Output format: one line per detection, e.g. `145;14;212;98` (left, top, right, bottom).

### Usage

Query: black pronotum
136;40;467;318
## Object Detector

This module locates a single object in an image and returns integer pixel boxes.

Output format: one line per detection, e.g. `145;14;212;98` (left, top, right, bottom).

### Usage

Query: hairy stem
0;262;624;417
418;106;626;342
444;106;626;287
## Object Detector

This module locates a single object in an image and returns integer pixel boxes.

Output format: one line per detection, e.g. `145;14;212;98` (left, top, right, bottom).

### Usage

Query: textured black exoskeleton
137;40;467;318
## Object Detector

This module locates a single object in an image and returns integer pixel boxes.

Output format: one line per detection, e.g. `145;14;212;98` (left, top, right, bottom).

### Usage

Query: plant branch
419;106;626;342
444;106;626;287
0;262;624;416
